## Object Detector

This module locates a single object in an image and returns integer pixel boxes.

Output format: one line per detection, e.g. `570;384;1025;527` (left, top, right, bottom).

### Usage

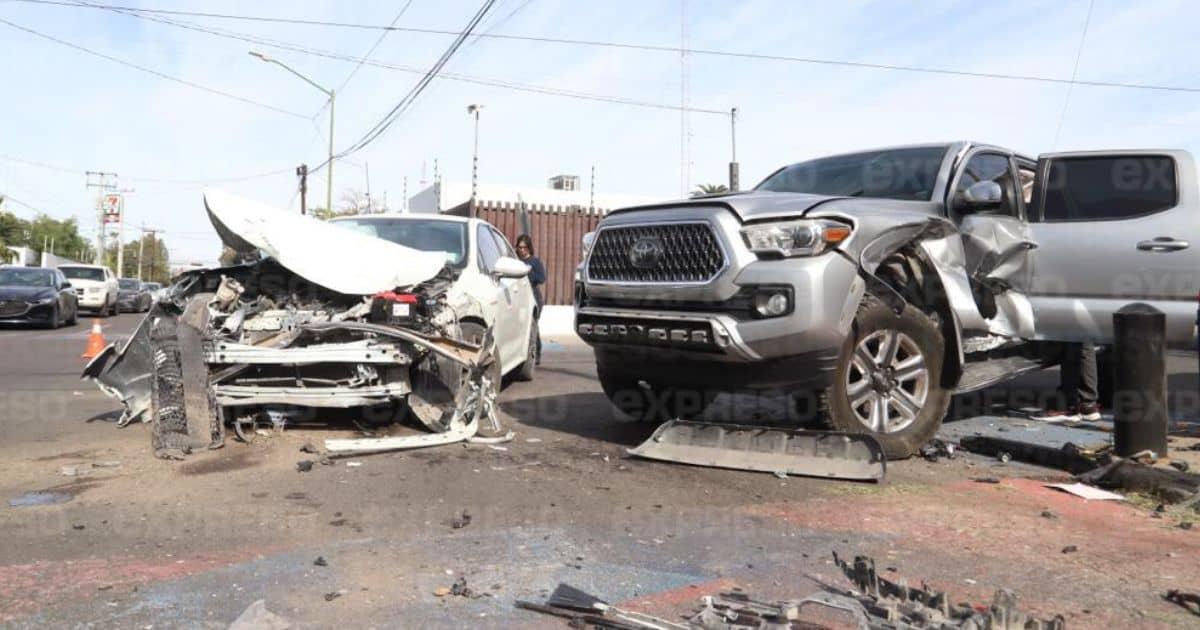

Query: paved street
0;315;1198;628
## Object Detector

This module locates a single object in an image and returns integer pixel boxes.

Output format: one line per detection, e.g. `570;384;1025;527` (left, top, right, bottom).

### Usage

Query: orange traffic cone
81;319;107;359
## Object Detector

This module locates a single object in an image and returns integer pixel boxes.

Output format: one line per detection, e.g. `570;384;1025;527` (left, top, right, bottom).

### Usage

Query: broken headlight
740;219;851;257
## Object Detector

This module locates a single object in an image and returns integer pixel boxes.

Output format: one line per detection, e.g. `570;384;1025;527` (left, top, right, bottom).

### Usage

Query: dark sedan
0;266;79;328
117;278;152;312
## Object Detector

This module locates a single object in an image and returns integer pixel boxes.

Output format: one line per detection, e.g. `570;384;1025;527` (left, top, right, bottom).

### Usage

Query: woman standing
515;234;546;365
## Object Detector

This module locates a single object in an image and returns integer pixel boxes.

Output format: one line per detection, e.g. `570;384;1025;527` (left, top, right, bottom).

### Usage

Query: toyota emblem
628;236;664;269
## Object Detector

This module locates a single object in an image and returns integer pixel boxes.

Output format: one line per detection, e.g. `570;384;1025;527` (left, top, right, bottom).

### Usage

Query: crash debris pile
83;191;506;459
517;553;1066;629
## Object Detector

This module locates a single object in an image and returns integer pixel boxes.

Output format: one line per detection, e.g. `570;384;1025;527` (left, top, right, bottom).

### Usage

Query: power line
20;0;1200;95
0;16;310;118
0;154;296;186
66;2;727;115
323;0;498;170
1053;0;1095;150
334;0;415;96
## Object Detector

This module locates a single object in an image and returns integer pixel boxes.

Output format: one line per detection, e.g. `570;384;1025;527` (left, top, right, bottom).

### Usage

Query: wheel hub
844;329;930;434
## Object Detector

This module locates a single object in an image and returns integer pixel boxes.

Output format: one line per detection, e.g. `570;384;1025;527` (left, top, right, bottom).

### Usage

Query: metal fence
450;201;605;305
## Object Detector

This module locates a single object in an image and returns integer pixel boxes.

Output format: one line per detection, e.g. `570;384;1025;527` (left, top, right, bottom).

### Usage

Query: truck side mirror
955;180;1003;214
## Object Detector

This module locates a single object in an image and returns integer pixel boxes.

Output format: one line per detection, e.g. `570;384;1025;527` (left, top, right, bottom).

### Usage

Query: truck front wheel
823;295;950;459
598;369;714;423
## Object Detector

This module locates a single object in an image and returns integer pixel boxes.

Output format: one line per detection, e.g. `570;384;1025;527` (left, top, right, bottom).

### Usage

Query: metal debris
228;599;291;630
627;420;887;482
1165;590;1200;616
296;460;314;473
920;438;956;462
450;510;472;529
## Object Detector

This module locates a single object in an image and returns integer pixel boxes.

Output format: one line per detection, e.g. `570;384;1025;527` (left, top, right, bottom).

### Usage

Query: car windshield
119;279;140;290
145;283;161;290
333;218;468;267
0;268;55;287
755;146;949;201
60;267;105;282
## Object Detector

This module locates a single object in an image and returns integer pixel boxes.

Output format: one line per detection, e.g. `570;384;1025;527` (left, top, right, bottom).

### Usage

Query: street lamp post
467;104;483;211
250;51;334;215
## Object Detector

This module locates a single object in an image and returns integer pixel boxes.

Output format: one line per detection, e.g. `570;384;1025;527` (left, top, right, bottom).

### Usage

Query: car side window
955;152;1018;217
476;224;502;273
490;228;516;258
1039;155;1177;222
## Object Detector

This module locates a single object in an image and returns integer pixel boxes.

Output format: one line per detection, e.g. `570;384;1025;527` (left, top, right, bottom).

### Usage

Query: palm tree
692;183;729;197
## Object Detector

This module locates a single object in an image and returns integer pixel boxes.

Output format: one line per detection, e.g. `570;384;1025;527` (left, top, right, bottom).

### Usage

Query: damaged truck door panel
83;191;538;458
575;142;1200;460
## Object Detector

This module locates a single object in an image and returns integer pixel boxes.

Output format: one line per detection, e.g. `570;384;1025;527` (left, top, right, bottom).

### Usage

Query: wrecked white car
83;191;536;458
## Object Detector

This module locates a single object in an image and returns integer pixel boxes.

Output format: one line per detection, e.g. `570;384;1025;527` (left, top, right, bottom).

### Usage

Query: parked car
59;264;120;316
0;265;79;328
142;281;163;301
84;191;536;455
117;278;152;312
575;142;1199;458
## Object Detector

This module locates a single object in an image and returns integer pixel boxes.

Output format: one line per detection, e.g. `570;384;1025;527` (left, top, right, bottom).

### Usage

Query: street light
467;104;483;207
249;51;334;215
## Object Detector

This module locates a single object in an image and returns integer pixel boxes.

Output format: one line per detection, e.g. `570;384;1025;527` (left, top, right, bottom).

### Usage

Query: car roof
329;214;472;225
58;264;105;269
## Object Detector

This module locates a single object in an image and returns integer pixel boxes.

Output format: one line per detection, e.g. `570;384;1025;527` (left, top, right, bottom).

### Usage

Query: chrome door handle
1137;237;1189;252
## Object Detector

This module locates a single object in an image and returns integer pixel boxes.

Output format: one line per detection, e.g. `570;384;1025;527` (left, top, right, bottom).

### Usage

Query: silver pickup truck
575;142;1199;458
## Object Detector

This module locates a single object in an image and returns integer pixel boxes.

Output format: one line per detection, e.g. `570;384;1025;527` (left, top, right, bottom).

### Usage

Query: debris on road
627;419;887;481
516;583;688;629
450;510;472;529
1061;545;1078;554
1044;482;1125;502
296;460;314;473
920;438;955;462
313;556;327;567
324;589;347;602
1165;590;1200;616
971;476;1001;484
229;599;291;630
1076;459;1200;504
958;435;1100;474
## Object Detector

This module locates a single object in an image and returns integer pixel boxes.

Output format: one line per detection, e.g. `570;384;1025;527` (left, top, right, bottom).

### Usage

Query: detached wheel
598;368;714;422
823;295;950;459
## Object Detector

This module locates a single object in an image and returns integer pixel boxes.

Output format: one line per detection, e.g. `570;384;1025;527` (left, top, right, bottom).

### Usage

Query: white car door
487;227;535;367
470;223;525;373
1026;150;1200;345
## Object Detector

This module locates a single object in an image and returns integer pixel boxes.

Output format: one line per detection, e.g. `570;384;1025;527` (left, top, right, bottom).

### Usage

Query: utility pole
589;165;596;213
85;171;117;266
114;187;134;277
467;104;483;214
364;161;371;214
296;164;308;215
729;107;740;191
137;223;145;281
249;51;334;214
402;176;408;214
433;159;441;211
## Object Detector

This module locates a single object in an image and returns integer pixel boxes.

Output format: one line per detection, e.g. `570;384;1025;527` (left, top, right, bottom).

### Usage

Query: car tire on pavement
43;305;60;330
597;368;715;423
822;294;950;460
66;304;78;326
513;322;537;382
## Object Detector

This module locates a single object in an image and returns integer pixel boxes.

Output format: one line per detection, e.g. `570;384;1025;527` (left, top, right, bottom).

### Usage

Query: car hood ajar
609;191;848;222
0;286;55;301
203;189;448;296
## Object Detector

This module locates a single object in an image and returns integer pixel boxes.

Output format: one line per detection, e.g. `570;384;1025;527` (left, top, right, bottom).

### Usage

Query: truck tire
598;368;714;423
823;294;950;459
513;321;537;382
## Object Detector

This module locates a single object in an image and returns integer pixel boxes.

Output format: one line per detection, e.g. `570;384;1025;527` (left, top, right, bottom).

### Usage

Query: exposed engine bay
83;191;506;459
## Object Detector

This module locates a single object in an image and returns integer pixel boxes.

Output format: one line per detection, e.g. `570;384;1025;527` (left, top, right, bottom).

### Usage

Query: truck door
1026;150;1200;345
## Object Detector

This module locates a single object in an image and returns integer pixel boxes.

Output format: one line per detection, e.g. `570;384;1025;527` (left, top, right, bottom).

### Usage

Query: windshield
756;146;949;201
333;218;468;267
60;267;105;282
0;268;55;287
119;279;140;290
145;283;161;290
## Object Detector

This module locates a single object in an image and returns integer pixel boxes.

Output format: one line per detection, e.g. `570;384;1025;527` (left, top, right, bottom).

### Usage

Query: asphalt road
0;314;1198;628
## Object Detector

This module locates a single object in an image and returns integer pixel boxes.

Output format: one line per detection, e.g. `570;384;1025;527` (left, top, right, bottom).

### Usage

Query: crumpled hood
203;189;447;295
0;286;55;301
611;190;846;222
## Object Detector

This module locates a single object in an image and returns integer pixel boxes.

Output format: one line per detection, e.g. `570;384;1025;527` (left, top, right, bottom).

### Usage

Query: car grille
586;223;725;283
0;300;28;316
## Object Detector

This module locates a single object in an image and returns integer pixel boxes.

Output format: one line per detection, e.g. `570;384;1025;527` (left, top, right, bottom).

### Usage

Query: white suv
59;264;120;316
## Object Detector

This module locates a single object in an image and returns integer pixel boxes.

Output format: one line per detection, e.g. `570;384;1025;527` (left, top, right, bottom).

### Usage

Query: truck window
1041;156;1177;222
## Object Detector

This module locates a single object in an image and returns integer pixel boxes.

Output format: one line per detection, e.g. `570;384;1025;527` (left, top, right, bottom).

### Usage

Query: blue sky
2;0;1200;264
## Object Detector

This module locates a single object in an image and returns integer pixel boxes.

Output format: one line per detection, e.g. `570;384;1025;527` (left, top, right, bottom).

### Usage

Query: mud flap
627;420;886;481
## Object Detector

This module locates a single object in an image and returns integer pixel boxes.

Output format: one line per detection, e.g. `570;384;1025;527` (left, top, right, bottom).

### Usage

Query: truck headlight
581;231;596;258
740;219;851;257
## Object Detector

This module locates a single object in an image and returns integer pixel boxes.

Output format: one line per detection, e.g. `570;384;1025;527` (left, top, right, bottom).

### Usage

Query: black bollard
1112;303;1169;458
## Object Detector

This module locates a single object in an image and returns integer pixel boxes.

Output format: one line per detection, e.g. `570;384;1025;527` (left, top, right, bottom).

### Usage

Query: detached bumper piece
627;419;886;482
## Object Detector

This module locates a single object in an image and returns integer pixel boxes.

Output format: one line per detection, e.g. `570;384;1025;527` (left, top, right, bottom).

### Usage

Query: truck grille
586;223;725;283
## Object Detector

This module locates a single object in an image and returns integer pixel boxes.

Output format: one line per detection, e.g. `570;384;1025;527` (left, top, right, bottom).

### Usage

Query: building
406;177;665;305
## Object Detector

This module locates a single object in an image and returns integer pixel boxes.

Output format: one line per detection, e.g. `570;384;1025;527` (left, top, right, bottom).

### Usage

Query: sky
2;0;1200;265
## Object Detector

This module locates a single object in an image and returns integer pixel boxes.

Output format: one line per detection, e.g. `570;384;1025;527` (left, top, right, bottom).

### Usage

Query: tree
692;183;729;197
105;232;170;283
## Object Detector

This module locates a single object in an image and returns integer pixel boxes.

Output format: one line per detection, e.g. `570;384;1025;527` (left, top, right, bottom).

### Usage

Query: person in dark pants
515;234;545;365
1033;343;1100;422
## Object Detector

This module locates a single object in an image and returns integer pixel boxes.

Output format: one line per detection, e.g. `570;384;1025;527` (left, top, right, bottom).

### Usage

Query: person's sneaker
1030;406;1081;423
1077;402;1102;422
